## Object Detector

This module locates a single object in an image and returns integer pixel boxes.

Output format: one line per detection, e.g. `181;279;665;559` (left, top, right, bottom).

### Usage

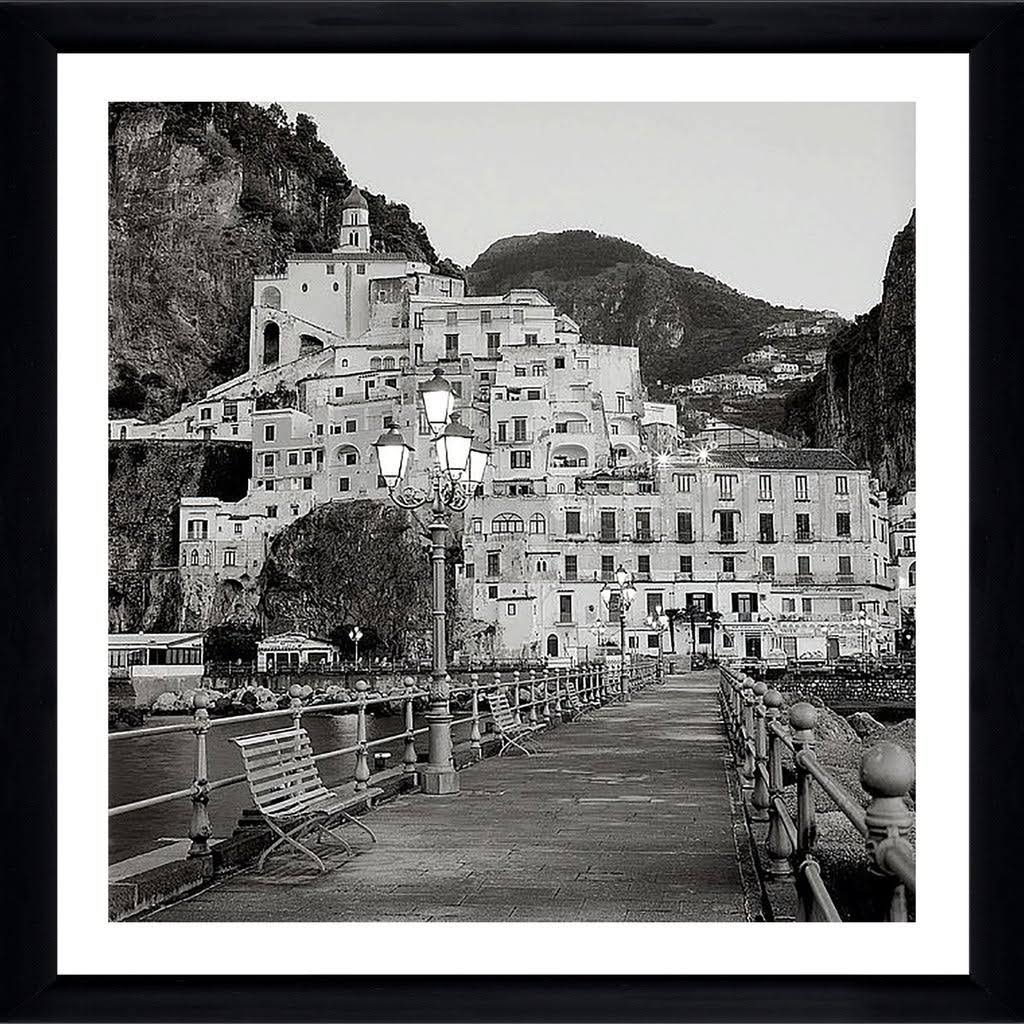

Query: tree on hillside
257;501;447;660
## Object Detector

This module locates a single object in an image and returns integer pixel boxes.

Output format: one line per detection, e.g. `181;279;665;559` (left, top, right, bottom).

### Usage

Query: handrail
109;659;663;865
718;664;915;922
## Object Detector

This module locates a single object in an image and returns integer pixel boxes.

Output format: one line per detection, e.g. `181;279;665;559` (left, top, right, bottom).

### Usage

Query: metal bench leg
259;819;327;873
334;808;378;843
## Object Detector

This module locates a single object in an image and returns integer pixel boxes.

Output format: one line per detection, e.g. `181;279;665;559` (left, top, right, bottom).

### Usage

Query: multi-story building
460;449;894;662
114;196;894;664
743;345;788;365
888;489;916;615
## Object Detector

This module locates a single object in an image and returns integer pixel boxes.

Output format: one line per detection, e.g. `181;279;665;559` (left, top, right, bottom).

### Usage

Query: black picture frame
2;2;1021;1020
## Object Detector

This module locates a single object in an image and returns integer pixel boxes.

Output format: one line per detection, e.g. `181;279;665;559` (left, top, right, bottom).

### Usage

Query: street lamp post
349;626;363;668
601;566;637;702
645;605;670;683
373;367;491;796
857;608;869;657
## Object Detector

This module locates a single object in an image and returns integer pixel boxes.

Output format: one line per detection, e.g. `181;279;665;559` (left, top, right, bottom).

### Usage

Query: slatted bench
485;689;545;756
561;675;589;721
234;727;382;873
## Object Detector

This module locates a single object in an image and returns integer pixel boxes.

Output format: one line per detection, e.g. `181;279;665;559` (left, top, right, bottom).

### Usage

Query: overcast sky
282;103;914;317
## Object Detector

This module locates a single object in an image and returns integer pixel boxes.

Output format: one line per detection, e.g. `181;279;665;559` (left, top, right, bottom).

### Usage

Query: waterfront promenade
150;671;755;923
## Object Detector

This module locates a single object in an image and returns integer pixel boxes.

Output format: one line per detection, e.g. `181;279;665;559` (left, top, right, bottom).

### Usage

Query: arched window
203;549;211;567
491;513;524;534
537;559;547;572
528;513;547;534
336;445;359;467
551;444;589;469
546;634;559;657
557;483;566;494
908;561;916;587
181;551;187;566
341;358;349;368
399;356;410;369
190;549;199;566
260;286;281;309
263;322;280;365
369;356;382;371
383;356;396;370
299;334;324;357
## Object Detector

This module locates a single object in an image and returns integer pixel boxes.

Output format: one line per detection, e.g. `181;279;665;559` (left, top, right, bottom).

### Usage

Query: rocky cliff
108;440;251;631
467;230;828;389
784;214;915;498
109;102;458;422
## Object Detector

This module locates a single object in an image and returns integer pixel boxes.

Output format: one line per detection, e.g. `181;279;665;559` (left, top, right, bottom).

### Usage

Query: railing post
403;675;418;777
763;688;794;878
354;678;370;791
469;672;482;761
527;669;539;726
492;670;502;737
554;667;565;721
861;741;916;922
620;656;629;704
750;680;770;822
740;677;756;790
188;692;213;861
512;670;522;724
790;701;819;920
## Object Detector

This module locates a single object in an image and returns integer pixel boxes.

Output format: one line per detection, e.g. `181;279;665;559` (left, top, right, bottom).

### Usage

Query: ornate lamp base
420;764;460;795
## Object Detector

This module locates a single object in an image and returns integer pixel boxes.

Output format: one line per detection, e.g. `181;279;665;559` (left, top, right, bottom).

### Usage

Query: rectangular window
835;475;849;495
638;554;651;577
731;592;759;614
464;563;475;579
480;310;492;324
758;474;772;500
564;554;578;580
510;450;532;469
200;407;212;421
718;510;737;543
223;550;236;567
497;422;507;442
795;475;809;500
445;333;459;358
759;513;775;542
338;477;350;492
266;505;277;519
796;513;812;540
578;358;589;370
646;592;663;616
677;510;693;542
797;555;811;576
698;627;711;644
356;264;366;274
679;555;693;575
600;511;617;541
487;552;500;577
513;418;528;441
526;389;542;401
559;594;573;623
513;308;524;324
233;522;243;535
715;474;736;499
264;424;275;442
782;598;796;613
675;474;694;493
507;603;517;616
413;313;423;330
513;365;527;377
838;555;852;575
345;419;357;433
635;510;651;539
836;512;851;536
802;597;813;615
222;401;238;422
840;597;854;613
288;451;299;466
761;555;775;576
316;424;324;436
686;592;713;612
488;585;498;599
606;592;623;622
903;535;915;554
565;511;581;534
554;356;565;368
446;310;458;327
265;480;275;491
263;453;275;471
487;332;501;354
722;555;735;573
524;333;538;346
601;555;615;580
303;477;312;490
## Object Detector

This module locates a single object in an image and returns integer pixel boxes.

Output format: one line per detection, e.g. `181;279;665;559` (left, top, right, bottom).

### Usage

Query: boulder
847;711;886;739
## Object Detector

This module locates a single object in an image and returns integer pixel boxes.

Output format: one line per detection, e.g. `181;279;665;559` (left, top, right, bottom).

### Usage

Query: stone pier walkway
150;671;754;922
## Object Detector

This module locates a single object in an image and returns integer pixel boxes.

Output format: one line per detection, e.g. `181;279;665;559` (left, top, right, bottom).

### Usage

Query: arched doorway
546;634;559;657
263;322;280;365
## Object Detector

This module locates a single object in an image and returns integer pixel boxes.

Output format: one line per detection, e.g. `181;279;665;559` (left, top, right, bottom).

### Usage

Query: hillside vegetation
467;230;826;388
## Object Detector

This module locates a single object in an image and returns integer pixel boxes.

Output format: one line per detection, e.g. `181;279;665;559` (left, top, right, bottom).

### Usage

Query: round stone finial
763;688;783;709
741;676;754;690
404;675;416;688
789;701;818;731
753;681;768;697
193;691;211;710
355;678;369;693
288;684;303;699
860;741;915;797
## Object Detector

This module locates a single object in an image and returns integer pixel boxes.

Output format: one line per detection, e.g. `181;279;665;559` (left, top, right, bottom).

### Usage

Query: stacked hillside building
111;190;898;663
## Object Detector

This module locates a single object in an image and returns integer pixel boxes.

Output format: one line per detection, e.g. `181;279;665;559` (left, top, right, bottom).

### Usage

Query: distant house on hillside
743;344;787;365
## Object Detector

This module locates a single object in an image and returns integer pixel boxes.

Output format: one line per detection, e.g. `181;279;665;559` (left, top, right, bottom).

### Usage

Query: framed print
1;2;1022;1020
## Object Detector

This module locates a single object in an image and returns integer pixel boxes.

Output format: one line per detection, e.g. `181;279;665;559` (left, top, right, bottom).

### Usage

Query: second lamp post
373;367;490;795
601;566;637;702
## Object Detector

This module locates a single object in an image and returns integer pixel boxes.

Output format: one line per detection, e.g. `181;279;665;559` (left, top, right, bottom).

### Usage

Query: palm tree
707;610;724;663
680;605;702;654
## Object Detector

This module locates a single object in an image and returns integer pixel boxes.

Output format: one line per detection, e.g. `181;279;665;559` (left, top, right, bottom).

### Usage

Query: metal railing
109;659;661;862
718;665;915;922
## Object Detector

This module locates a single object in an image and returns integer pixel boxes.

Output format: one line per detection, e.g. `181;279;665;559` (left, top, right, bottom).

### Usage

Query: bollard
763;688;794;879
790;701;819;920
354;679;370;791
402;675;418;777
750;681;770;822
188;691;213;860
861;741;915;922
469;672;482;760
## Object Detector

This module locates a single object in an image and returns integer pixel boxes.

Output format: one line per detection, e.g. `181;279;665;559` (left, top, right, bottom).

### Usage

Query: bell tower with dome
337;186;371;253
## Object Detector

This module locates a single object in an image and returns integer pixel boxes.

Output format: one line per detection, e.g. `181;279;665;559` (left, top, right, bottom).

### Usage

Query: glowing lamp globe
372;428;413;489
615;565;630;587
465;441;491;488
419;367;455;436
435;413;474;482
600;584;614;609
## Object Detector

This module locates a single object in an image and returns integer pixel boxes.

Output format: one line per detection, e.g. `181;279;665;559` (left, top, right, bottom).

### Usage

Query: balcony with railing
718;533;738;545
795;531;817;543
677;532;695;544
633;529;654;543
758;532;777;544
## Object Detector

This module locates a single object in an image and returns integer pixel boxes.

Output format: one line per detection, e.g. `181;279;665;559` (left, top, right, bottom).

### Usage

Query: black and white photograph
105;100;917;925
